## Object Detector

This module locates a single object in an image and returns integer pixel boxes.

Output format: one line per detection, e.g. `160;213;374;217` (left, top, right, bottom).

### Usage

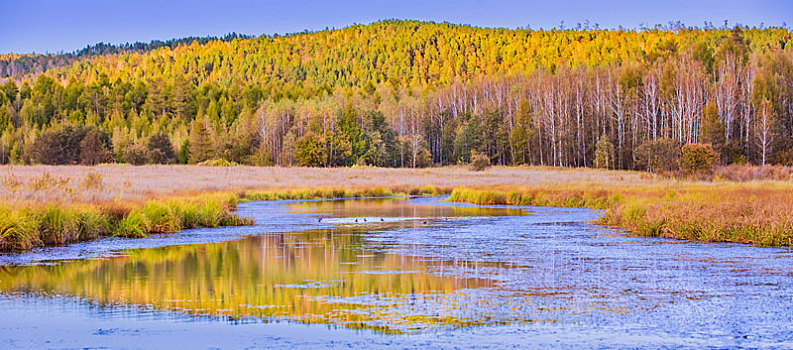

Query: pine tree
147;132;177;164
594;134;615;169
80;128;114;165
188;117;213;164
699;103;726;163
294;131;326;166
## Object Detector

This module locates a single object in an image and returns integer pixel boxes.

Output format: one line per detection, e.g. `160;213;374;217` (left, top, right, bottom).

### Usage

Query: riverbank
449;182;793;246
0;186;448;252
0;193;251;251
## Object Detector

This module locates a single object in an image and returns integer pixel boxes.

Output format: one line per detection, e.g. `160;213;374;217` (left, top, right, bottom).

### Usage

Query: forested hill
0;33;252;78
1;20;792;169
5;21;790;87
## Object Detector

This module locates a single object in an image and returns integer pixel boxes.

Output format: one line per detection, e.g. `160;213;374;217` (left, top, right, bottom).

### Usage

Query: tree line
0;33;251;78
0;20;791;169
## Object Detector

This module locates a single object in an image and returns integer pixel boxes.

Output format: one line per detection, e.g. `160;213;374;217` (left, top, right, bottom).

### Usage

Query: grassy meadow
1;164;792;250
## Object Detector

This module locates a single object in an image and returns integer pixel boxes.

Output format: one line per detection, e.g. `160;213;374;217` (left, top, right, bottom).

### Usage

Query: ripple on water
0;197;792;348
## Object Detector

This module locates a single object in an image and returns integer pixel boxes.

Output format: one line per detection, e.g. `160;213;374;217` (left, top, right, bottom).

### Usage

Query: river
1;197;791;349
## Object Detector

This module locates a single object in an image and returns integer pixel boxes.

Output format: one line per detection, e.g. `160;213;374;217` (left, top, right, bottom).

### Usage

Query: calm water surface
1;197;792;349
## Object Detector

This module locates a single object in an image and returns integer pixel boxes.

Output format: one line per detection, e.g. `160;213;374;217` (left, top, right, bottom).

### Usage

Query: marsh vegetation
1;164;792;250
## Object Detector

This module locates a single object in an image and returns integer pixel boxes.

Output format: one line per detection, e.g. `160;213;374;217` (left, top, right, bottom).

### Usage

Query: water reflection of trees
0;227;501;334
287;198;526;219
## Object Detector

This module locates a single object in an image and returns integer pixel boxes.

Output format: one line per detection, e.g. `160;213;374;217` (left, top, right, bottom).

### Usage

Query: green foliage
123;143;150;165
0;193;251;251
26;125;86;165
469;151;491;171
594;135;615;169
147;133;177;164
189;117;214;164
115;210;150;238
74;209;110;241
294;131;326;167
140;201;180;234
0;208;37;251
178;140;190;164
449;187;614;209
37;205;80;245
681;143;719;171
699;103;725;148
509;99;536;165
197;158;239;167
699;103;726;163
634;138;681;172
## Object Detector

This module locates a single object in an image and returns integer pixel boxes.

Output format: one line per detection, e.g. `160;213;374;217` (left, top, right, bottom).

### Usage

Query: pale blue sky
1;0;791;54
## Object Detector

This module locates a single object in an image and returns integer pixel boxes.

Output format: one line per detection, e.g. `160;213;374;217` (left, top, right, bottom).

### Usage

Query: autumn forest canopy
0;20;792;170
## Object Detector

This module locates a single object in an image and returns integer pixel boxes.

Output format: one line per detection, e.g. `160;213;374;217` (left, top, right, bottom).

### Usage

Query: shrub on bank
197;159;240;167
682;143;719;171
634;138;681;172
469;152;491;171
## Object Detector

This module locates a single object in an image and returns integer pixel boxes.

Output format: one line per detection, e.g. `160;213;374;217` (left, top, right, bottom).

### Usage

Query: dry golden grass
0;164;652;205
450;180;793;246
3;164;791;250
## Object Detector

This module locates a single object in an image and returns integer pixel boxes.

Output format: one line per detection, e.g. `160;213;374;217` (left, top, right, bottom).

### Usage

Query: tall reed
0;193;252;251
449;183;793;247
